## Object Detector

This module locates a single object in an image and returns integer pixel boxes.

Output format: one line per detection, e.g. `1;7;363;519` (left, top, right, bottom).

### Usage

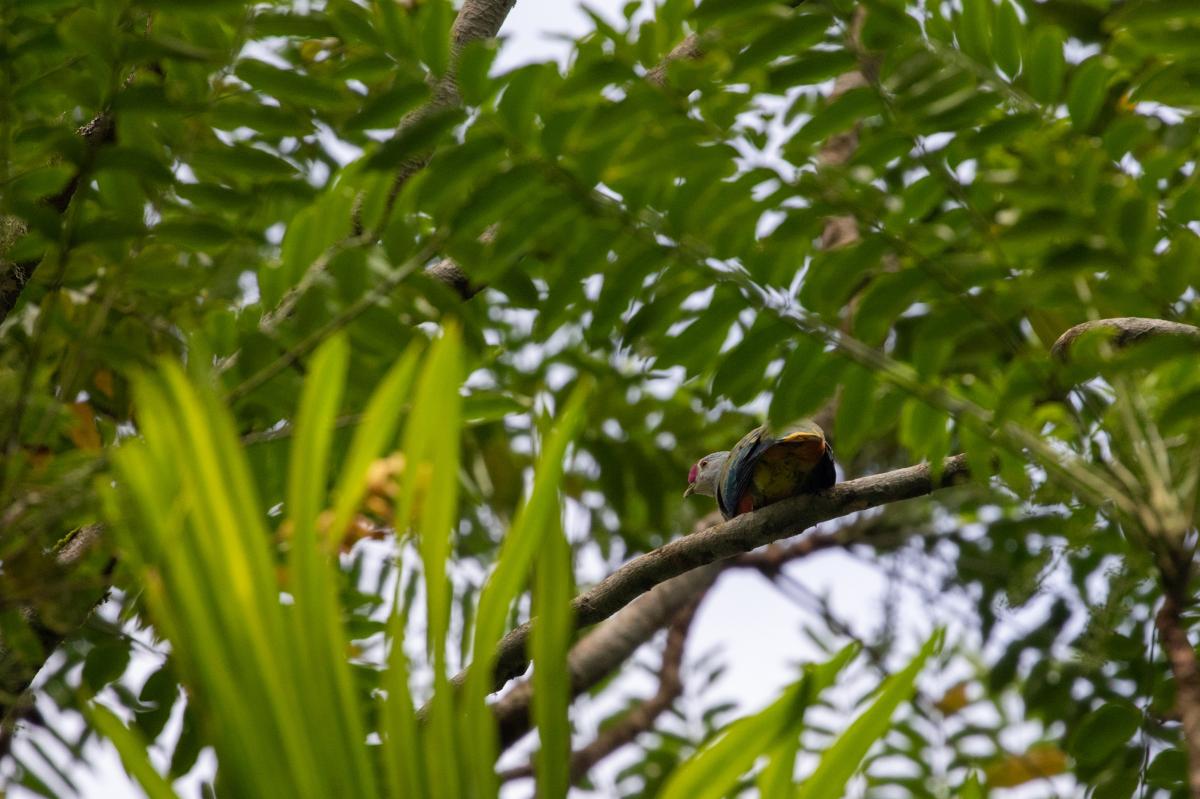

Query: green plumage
715;420;836;520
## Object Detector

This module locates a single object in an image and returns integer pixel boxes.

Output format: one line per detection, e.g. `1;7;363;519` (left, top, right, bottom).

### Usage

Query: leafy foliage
3;0;1200;796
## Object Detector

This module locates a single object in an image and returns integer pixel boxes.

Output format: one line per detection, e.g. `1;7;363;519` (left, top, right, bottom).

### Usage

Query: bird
684;420;836;520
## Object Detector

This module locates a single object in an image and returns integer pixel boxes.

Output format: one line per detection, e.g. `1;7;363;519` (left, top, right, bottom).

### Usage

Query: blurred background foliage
2;0;1200;795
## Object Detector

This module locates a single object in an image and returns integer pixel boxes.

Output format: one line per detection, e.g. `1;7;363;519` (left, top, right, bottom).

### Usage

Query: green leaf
278;186;355;298
461;379;592;798
285;335;381;798
326;343;423;537
993;0;1022;76
346;82;430;132
662;644;859;799
94;147;175;185
154;219;232;249
1066;56;1112;131
769;50;858;91
757;734;801;797
960;772;987;799
382;588;426;798
792;87;883;147
82;640;131;691
6;164;76;201
1146;748;1187;788
134;666;179;742
286;335;348;554
900;393;949;462
693;0;781;27
732;11;830;74
114;364;325;797
1025;27;1065;104
252;11;338;37
396;326;464;799
457;39;499;106
532;515;574;797
797;630;942;799
89;704;178;799
957;0;992;65
417;0;453;75
1069;703;1139;767
365;107;464;170
712;318;786;406
833;363;875;462
207;100;313;137
235;59;345;109
799;237;889;318
770;337;841;428
852;269;930;345
498;63;552;143
189;143;297;179
329;0;383;47
462;391;530;423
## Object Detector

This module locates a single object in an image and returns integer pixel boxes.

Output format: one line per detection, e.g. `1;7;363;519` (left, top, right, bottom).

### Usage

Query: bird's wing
717;426;775;518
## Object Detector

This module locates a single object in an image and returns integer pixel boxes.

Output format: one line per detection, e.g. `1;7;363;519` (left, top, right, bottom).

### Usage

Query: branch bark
566;595;699;784
493;558;720;751
1050;317;1200;361
385;0;517;195
645;33;705;87
450;455;969;701
1157;590;1200;799
1046;315;1200;796
369;0;517;301
499;588;704;785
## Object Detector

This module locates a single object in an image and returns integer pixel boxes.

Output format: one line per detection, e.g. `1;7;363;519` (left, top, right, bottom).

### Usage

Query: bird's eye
700;459;708;468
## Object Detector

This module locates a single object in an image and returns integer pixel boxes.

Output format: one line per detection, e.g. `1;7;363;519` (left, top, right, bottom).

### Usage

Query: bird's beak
683;484;696;498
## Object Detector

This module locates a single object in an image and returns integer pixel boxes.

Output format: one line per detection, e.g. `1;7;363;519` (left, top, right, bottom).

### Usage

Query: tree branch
499;588;704;785
493;556;722;751
383;0;516;194
1050;317;1200;361
645;33;705;87
567;594;699;784
451;455;969;701
1156;590;1200;799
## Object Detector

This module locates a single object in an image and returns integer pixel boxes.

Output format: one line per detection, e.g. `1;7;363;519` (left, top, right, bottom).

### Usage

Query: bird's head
684;451;728;498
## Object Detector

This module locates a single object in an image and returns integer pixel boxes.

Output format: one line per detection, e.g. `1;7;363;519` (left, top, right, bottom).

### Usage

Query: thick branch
493;558;722;750
566;592;699;783
1050;317;1200;361
1156;591;1200;799
645;33;705;87
500;589;703;785
461;455;968;698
